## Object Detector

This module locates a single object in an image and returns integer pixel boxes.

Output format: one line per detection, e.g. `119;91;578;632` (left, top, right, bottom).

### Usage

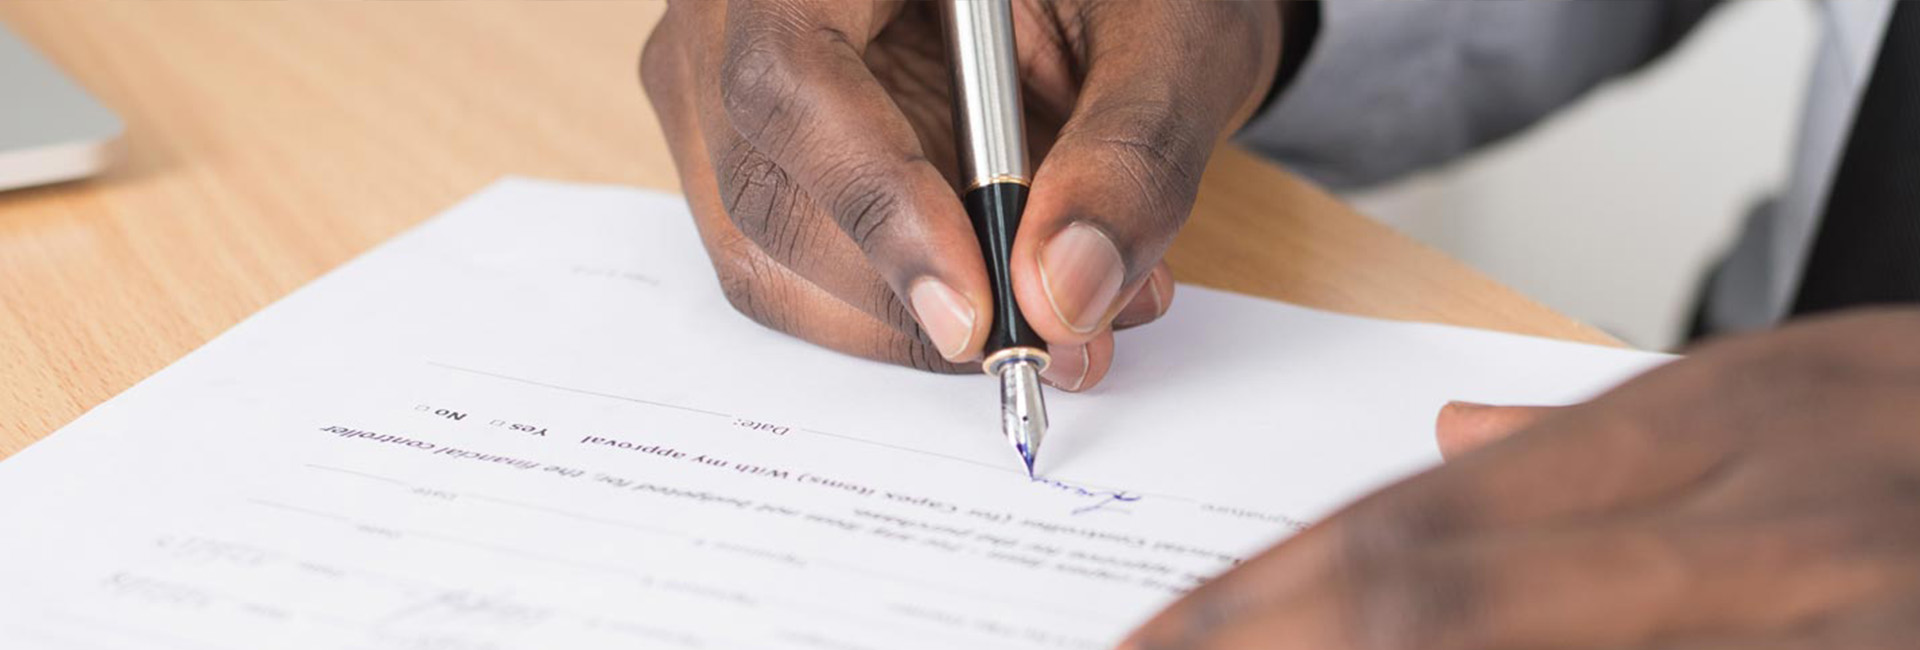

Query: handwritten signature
1029;476;1143;515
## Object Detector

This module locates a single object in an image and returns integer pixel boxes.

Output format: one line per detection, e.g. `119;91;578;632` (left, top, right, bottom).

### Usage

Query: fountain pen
940;0;1050;477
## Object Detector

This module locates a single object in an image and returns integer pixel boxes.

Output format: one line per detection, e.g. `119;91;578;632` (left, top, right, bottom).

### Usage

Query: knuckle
715;141;804;243
713;139;836;274
720;16;863;153
822;160;905;252
719;31;806;142
1087;98;1200;166
1344;553;1484;650
1346;493;1472;551
1336;502;1487;650
1069;100;1205;224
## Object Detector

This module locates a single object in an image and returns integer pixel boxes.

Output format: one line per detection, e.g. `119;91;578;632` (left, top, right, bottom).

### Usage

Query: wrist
1234;1;1321;133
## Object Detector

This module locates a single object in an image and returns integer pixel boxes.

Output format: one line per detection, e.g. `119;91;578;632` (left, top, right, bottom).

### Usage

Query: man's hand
642;1;1281;390
1124;309;1920;649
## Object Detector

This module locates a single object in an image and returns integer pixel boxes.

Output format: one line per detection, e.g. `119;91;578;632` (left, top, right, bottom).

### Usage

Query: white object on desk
0;178;1672;649
0;22;119;193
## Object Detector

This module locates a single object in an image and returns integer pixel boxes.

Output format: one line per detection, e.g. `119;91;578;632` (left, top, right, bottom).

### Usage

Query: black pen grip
964;182;1045;354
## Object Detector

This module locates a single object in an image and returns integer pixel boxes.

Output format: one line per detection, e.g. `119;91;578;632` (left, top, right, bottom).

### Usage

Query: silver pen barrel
942;0;1029;189
941;0;1051;477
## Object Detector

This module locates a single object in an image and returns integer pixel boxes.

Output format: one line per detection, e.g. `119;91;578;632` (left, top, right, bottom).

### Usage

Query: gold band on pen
963;175;1031;192
982;346;1049;375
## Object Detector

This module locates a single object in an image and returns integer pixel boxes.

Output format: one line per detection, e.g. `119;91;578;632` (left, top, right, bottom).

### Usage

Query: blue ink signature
1030;476;1143;515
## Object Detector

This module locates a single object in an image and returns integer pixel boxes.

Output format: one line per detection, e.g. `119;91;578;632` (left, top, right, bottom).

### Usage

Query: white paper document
0;179;1672;650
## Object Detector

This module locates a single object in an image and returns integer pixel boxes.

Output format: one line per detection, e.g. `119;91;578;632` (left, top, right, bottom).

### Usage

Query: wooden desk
0;2;1614;460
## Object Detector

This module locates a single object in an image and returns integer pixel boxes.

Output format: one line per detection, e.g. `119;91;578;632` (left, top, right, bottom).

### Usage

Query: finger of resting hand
717;0;992;360
1122;390;1730;648
1121;523;1348;650
1414;321;1920;534
1598;584;1920;650
1129;393;1733;648
1408;312;1920;534
1625;635;1872;650
1356;374;1744;540
1434;403;1560;460
1349;517;1913;649
1139;511;1913;650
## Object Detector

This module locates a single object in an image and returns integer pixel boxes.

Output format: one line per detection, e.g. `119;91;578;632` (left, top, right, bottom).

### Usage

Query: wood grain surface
0;2;1615;460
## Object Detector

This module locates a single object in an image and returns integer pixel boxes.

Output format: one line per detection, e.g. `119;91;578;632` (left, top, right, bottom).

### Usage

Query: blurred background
1346;0;1817;350
0;1;1822;353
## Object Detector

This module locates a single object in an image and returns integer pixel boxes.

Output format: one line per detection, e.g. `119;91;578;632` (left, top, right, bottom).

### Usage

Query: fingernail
1040;223;1126;334
909;277;975;360
1041;344;1092;392
1113;267;1171;328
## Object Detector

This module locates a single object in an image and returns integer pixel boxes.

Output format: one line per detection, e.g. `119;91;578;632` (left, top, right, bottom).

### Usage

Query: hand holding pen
641;1;1282;386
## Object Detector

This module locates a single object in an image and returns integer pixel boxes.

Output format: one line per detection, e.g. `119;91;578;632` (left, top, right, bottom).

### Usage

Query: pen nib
998;358;1048;477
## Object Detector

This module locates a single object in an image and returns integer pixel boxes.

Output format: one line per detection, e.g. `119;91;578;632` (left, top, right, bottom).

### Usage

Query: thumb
1010;2;1280;344
1435;402;1563;460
